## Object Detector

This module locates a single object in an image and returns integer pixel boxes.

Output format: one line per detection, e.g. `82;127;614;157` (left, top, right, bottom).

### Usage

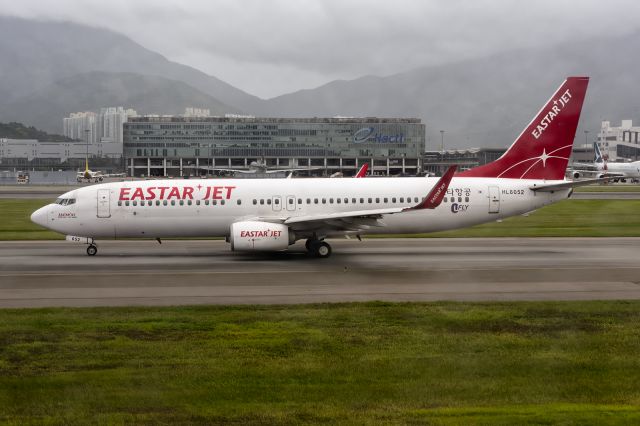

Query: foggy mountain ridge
0;16;262;112
258;30;640;149
0;15;638;149
0;72;240;132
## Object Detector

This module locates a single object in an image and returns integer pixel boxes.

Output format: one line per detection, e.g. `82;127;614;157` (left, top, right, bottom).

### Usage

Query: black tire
305;239;316;252
87;245;97;256
315;242;331;258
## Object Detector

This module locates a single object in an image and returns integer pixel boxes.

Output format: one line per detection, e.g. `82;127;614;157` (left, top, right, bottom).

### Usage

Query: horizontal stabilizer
529;177;610;192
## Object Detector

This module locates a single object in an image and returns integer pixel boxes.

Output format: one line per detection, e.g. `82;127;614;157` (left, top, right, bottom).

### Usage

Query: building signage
353;127;405;144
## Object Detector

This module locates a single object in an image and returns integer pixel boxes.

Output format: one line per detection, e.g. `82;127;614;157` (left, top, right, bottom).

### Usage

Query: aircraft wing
529;177;610;192
254;166;456;233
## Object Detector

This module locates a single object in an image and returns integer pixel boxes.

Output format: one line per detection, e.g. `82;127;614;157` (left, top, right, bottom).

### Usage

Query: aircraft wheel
87;245;98;256
315;242;332;258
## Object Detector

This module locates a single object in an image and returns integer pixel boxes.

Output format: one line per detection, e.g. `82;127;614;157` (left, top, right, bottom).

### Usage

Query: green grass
4;199;640;240
421;199;640;237
2;301;640;424
0;199;62;240
575;185;640;192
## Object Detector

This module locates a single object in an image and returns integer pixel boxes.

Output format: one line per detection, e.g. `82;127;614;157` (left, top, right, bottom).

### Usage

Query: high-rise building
98;107;137;144
63;112;97;144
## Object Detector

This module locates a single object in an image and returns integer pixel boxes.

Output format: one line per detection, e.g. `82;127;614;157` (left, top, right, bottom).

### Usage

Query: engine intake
230;221;293;252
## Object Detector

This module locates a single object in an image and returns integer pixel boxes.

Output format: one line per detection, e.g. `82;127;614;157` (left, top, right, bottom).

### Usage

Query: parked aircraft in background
33;77;600;258
76;159;125;183
572;142;640;182
209;157;323;176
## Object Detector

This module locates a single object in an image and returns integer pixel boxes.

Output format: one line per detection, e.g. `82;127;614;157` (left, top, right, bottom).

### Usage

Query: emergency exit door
97;189;111;218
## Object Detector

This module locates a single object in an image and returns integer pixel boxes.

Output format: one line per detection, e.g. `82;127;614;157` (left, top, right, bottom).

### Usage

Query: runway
1;238;639;308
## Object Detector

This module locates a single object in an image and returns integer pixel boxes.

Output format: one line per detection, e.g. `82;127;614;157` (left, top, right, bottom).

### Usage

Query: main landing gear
305;238;332;258
86;244;98;256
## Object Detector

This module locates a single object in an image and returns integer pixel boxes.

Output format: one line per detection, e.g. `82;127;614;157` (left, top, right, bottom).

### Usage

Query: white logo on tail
531;89;572;140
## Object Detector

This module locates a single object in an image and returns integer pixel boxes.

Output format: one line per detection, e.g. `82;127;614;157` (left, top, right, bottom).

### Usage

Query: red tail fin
355;163;368;178
458;77;589;180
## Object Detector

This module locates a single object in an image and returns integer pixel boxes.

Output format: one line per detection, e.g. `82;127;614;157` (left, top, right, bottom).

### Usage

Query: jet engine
573;171;581;179
229;221;293;252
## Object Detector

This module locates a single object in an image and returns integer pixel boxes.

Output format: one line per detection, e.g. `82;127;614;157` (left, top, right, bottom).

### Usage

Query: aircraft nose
30;206;49;228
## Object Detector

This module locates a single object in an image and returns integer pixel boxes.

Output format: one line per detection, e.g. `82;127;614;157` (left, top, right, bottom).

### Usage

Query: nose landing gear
86;244;98;256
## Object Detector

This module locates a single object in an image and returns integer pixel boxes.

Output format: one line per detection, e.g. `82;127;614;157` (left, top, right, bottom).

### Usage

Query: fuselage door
488;186;500;214
97;189;111;218
286;195;296;211
272;196;282;212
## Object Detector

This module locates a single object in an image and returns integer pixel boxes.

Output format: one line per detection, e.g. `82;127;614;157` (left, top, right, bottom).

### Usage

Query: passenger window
383;198;388;203
289;199;294;205
414;197;419;203
375;198;380;203
205;200;210;206
187;200;192;206
297;198;302;205
336;198;341;204
307;198;311;204
458;197;462;202
400;197;404;203
344;198;349;204
368;198;372;203
212;200;217;205
444;197;448;202
260;199;264;205
125;201;130;206
196;200;200;206
132;201;137;206
163;200;167;206
179;200;184;206
465;197;469;202
360;198;364;204
237;200;242;205
267;199;271;205
253;199;257;205
392;198;396;203
171;200;176;206
274;199;279;205
329;198;334;204
118;201;122;206
351;198;356;204
221;200;225;205
314;198;318;204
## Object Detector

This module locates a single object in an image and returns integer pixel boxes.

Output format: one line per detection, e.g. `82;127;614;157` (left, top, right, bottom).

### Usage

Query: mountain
0;121;73;141
259;32;640;149
0;72;240;132
0;16;263;112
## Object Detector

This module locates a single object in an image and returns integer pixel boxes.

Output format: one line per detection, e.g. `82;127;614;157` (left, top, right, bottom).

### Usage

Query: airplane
208;157;323;176
355;163;368;178
76;159;125;183
571;142;640;182
32;77;600;258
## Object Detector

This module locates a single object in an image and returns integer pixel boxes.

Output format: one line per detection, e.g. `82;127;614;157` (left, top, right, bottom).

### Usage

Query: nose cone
31;206;49;228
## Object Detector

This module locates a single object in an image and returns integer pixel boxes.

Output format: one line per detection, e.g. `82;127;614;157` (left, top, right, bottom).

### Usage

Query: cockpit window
55;198;76;206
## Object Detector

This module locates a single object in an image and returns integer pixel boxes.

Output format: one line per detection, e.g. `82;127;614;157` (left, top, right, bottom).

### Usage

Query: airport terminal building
123;116;425;177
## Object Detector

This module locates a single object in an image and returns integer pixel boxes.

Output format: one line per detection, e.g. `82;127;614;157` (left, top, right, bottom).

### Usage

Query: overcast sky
2;0;640;99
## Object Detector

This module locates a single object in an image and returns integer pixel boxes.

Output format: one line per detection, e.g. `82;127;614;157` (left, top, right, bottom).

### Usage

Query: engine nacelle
573;171;581;179
229;221;293;252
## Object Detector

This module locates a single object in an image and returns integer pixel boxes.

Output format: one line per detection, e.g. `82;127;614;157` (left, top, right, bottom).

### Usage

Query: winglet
355;163;369;178
408;165;457;210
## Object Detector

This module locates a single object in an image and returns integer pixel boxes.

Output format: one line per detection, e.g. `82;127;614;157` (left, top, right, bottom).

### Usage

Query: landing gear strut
305;238;332;258
86;244;98;256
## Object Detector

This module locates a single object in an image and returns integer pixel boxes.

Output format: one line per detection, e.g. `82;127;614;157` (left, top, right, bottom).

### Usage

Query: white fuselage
35;177;569;240
597;161;640;178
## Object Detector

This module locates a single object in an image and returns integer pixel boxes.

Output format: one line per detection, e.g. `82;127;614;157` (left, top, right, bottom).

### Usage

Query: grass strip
1;301;640;424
